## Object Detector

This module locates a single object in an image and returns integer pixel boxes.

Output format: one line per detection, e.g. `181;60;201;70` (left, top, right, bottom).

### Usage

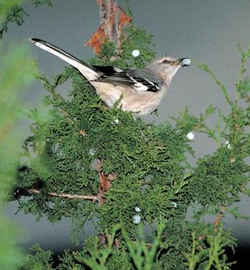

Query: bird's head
150;56;191;84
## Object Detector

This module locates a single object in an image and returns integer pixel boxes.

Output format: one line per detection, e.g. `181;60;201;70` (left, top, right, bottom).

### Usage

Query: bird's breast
91;82;168;115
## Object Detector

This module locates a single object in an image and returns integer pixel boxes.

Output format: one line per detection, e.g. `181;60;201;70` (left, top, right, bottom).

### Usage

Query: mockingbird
30;38;191;116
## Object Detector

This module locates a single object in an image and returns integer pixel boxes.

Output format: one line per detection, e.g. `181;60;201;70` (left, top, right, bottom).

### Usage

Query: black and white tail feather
30;38;191;115
30;38;98;81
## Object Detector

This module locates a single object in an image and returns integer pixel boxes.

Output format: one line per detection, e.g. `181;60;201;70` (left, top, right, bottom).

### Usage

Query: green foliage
59;223;166;270
89;25;155;69
187;147;248;207
22;222;236;270
16;66;193;231
184;225;236;270
0;0;54;38
16;23;179;235
198;64;232;106
21;244;53;270
0;0;26;38
121;223;165;270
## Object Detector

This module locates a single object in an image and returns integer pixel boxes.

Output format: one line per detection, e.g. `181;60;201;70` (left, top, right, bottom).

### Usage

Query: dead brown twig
26;161;116;205
214;206;226;232
27;188;99;202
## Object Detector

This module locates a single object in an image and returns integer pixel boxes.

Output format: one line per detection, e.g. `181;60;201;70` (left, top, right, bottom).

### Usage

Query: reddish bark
85;0;132;54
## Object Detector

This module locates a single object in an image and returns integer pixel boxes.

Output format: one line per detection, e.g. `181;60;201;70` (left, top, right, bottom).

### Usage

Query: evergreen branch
0;4;28;39
197;64;233;106
36;74;65;102
0;1;54;39
58;108;74;124
237;43;250;80
15;1;248;268
31;0;53;7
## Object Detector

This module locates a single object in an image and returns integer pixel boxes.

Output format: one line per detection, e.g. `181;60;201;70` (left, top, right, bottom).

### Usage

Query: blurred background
3;0;250;257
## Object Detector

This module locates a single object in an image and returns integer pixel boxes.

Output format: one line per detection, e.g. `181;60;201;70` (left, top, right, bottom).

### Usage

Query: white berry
186;132;195;141
113;118;119;124
171;202;177;208
135;207;141;212
132;214;141;224
225;140;232;149
89;148;96;156
132;49;140;57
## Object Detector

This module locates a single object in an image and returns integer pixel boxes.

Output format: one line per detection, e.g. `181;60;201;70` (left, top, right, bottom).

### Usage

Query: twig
27;188;99;202
24;161;116;205
214;206;225;232
80;129;87;136
86;0;131;54
99;0;117;41
59;108;74;124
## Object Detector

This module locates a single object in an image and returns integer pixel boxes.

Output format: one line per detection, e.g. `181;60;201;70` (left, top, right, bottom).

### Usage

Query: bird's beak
178;58;192;67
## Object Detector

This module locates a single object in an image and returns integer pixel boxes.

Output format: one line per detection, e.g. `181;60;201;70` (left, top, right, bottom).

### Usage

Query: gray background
4;0;250;251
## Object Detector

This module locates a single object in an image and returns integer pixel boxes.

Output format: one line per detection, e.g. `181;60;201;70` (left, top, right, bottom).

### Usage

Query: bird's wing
92;65;123;75
94;68;162;92
30;38;162;92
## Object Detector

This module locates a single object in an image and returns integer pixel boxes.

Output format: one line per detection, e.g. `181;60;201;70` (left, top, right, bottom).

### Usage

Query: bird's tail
29;38;98;81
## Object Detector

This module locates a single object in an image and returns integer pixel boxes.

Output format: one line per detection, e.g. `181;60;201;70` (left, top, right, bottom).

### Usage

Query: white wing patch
127;74;149;92
113;67;123;72
134;82;149;92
